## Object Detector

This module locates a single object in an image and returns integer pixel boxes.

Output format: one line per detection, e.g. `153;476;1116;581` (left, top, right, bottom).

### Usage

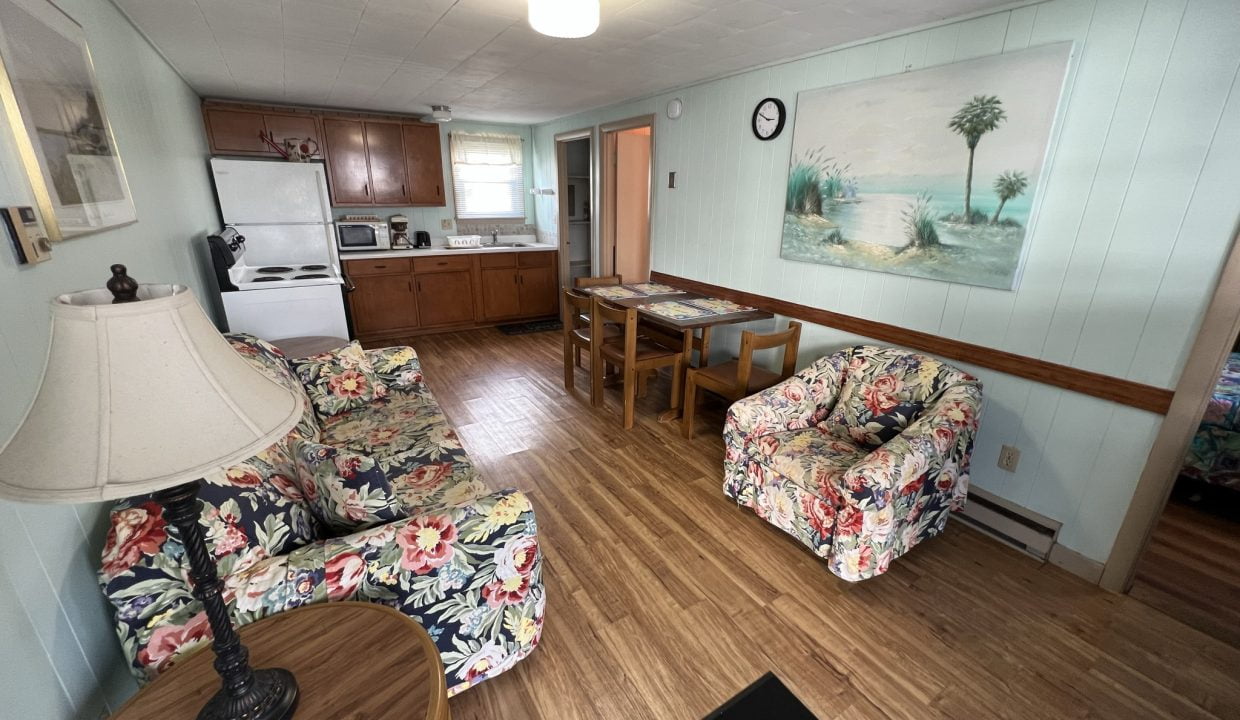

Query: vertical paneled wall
531;0;1240;564
0;0;220;716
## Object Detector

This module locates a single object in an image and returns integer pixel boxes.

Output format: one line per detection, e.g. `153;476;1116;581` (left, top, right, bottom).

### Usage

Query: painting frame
779;42;1074;291
0;0;136;242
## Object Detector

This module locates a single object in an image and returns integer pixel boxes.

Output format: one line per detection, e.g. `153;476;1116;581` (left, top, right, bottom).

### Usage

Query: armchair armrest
829;381;982;580
725;352;847;438
364;346;424;391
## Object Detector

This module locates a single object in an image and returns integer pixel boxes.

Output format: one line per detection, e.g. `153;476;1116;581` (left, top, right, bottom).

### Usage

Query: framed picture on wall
0;0;136;241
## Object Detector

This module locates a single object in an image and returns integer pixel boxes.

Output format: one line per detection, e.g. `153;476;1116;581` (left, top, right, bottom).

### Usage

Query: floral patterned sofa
724;345;982;582
99;334;543;696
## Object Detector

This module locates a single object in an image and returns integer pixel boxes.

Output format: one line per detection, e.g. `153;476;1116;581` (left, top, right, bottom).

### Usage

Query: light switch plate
440;218;453;230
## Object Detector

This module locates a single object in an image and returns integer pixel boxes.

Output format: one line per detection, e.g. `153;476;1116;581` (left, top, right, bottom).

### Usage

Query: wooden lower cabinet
415;271;475;327
348;273;418;337
480;267;522;321
347;251;558;341
518;266;558;318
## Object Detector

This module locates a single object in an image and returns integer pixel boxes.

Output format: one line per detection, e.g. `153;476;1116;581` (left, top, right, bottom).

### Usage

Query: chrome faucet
490;227;499;245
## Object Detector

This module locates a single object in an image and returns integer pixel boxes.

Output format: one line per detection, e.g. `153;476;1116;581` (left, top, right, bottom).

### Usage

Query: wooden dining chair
682;321;802;438
562;287;617;396
574;274;623;288
591;296;683;429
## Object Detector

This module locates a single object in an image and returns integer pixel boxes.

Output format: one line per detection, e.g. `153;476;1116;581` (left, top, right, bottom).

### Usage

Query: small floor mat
704;672;817;720
497;319;563;335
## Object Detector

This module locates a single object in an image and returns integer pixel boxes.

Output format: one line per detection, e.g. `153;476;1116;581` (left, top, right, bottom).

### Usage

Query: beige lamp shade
0;284;303;503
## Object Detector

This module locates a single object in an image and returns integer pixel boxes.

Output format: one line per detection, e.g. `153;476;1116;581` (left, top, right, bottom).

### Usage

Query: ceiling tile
119;0;1019;121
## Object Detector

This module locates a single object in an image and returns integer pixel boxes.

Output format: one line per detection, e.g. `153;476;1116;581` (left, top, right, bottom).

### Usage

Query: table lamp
0;266;303;720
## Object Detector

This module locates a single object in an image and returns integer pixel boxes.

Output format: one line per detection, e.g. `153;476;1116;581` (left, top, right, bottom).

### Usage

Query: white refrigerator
210;158;349;341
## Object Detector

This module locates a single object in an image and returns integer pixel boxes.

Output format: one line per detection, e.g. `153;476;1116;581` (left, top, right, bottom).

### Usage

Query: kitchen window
450;132;525;221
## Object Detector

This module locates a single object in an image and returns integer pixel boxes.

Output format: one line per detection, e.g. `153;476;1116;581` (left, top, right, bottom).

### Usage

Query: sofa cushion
291;341;389;418
292;442;410;534
747;426;870;504
320;393;462;459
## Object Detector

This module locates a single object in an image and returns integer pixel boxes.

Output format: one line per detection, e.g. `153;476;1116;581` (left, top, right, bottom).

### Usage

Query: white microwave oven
336;222;390;252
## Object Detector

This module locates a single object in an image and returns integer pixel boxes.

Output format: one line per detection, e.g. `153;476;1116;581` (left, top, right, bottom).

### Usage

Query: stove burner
251;276;283;283
299;264;327;271
294;274;329;280
256;266;294;274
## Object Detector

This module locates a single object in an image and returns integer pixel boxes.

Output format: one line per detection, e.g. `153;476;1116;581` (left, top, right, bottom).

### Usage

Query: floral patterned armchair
724;345;982;582
99;335;543;697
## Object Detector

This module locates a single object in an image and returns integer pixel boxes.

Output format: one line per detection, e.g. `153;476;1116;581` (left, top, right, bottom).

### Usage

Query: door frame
599;114;655;279
1101;226;1240;591
555;126;595;290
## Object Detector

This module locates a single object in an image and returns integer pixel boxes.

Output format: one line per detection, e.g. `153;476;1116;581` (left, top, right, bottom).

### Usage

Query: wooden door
402;123;445;206
205;108;268;154
348;274;418;337
480;268;521;320
415;271;475;327
263;113;320;153
518;266;558;318
323;118;372;205
364;121;409;205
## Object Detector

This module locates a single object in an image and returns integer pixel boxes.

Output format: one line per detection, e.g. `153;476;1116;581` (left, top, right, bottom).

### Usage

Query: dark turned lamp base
153;482;299;720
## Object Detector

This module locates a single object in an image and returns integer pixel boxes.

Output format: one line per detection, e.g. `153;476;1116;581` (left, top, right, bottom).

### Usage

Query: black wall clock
752;97;786;140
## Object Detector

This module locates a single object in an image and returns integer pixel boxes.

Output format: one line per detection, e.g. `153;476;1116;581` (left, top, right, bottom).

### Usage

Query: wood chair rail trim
649;272;1175;415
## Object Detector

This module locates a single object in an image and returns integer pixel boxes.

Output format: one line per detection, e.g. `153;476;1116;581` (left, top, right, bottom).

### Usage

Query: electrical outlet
440;218;453;230
998;445;1021;472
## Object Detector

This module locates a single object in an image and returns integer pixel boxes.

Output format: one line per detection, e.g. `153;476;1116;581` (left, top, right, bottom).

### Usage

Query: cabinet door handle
374;264;387;269
402;183;407;196
363;183;369;197
417;280;422;292
436;184;441;197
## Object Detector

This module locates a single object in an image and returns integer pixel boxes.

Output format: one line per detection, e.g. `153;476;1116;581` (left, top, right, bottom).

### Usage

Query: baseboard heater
956;487;1061;561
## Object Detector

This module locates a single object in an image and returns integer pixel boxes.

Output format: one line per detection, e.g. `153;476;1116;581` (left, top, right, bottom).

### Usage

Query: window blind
450;132;525;220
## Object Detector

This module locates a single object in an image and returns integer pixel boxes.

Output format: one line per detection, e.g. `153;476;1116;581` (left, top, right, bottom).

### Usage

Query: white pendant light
528;0;599;39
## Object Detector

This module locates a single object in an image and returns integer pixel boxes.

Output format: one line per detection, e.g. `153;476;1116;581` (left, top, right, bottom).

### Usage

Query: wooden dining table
578;282;773;421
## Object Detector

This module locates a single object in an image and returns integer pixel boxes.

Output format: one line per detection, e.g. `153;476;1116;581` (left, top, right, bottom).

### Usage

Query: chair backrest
562;287;592;331
738;321;802;389
575;274;623;288
590;296;637;356
825;345;975;448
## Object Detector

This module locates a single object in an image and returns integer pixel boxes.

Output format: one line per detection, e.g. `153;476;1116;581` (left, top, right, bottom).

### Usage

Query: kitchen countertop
341;239;556;261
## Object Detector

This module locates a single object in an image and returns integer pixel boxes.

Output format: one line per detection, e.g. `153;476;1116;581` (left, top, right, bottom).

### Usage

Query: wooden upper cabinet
323;118;372;205
402;123;445;206
364;121;409;205
204;108;268;154
264;113;319;150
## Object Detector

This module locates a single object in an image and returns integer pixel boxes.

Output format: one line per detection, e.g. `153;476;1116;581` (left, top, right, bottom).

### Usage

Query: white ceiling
113;0;1015;124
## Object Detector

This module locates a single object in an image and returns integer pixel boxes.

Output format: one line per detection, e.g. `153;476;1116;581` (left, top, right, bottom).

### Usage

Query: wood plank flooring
1131;498;1240;649
369;328;1240;720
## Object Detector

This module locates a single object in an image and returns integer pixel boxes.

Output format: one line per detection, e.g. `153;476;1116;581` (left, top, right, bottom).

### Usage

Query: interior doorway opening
601;116;654;281
555;128;594;289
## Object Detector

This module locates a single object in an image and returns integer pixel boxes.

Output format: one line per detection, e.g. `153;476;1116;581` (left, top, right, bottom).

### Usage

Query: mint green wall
531;0;1240;565
0;0;219;716
333;120;536;232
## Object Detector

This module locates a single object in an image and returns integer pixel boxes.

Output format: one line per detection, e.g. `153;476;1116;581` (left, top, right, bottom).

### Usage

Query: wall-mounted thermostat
3;206;52;264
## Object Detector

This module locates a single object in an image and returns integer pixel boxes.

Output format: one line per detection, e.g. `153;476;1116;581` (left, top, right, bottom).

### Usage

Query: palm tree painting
992;171;1029;224
948;95;1006;224
779;42;1072;290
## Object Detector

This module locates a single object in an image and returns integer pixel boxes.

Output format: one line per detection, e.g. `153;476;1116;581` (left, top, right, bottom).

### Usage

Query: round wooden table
111;602;449;720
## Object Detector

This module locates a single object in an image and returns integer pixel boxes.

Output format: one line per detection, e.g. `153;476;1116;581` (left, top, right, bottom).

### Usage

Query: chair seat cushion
600;338;678;363
320;392;462;459
747;426;870;504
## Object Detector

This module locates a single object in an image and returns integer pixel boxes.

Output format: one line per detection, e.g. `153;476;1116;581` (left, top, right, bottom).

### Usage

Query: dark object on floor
704;672;817;720
498;319;563;335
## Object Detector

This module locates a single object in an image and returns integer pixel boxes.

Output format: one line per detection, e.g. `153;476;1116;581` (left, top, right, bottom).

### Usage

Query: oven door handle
343;275;356;293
